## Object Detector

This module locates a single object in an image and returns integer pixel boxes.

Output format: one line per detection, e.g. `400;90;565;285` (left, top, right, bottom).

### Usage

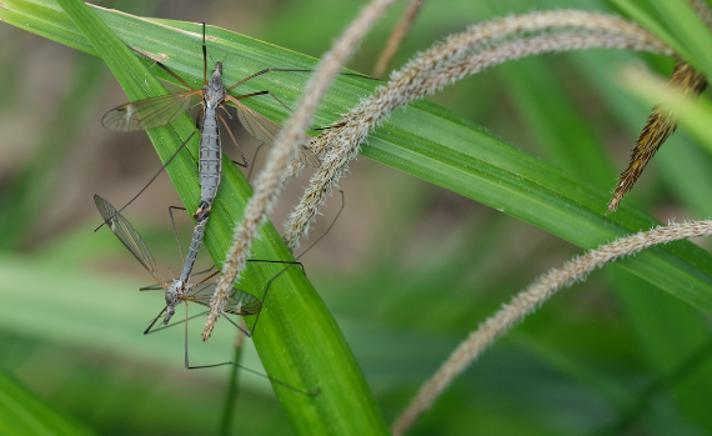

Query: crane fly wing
93;194;159;280
228;99;320;167
190;283;262;315
102;91;202;132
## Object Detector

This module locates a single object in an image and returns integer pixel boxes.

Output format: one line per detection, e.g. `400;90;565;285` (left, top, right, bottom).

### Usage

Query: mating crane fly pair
99;22;313;327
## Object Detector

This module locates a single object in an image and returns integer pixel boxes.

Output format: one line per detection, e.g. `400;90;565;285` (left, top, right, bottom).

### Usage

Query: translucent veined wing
101;91;202;132
189;282;262;315
227;97;320;166
93;194;160;281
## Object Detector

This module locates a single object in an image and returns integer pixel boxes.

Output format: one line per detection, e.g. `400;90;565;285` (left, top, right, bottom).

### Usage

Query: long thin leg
93;132;195;232
296;190;345;259
219;114;248;168
232;89;292;113
248;191;345;335
146;308;210;334
196;269;220;286
144;306;168;335
154;59;194;90
248;143;265;182
228;90;336;133
132;46;193;91
168;205;187;262
219;105;233;120
246;259;304;273
226;68;313;92
191;259;303;290
193;265;217;278
145;308;247;336
247;264;299;337
139;284;163;291
220;312;252;337
183;304;317;396
226;67;378;93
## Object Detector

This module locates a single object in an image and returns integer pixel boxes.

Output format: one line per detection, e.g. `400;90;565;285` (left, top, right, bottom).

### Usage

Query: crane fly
102;22;324;222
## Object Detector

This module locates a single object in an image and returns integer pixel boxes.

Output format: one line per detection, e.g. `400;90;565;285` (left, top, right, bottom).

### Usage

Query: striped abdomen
195;105;222;220
179;216;208;283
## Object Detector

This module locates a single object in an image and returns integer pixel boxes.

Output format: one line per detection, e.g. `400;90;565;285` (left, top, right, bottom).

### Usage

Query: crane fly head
163;279;183;325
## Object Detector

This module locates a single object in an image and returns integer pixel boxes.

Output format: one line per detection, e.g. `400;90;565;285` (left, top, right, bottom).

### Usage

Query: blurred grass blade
3;1;712;340
607;269;712;433
612;0;712;79
0;369;93;435
44;0;387;434
0;56;105;249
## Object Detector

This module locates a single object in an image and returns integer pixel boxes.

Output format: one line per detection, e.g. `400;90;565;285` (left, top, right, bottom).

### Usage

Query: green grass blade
220;340;244;436
4;0;712;345
42;0;386;434
0;369;93;435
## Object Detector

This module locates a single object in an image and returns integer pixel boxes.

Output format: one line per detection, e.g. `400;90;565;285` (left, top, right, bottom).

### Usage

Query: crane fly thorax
204;62;225;109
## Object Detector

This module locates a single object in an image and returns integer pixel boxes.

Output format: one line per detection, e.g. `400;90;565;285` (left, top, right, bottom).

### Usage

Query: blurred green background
2;0;712;434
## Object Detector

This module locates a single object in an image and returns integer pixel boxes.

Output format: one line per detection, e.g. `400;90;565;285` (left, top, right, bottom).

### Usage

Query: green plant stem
219;332;245;436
